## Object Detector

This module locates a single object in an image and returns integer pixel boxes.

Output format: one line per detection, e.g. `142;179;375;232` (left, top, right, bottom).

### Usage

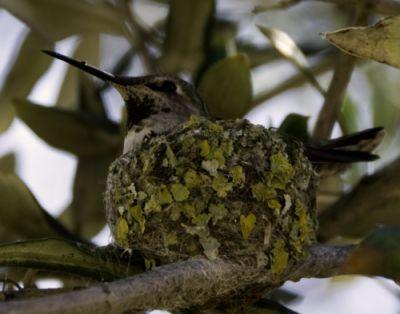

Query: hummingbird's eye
146;80;177;93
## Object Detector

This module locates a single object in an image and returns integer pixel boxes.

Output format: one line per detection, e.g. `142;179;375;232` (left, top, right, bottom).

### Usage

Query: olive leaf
0;0;125;41
0;173;76;240
0;239;139;281
366;64;400;138
197;54;252;119
160;0;215;73
0;31;53;133
324;16;400;69
341;227;400;282
258;26;325;95
339;97;359;134
0;153;16;173
278;113;309;141
13;99;120;156
194;20;238;84
60;153;117;238
316;175;343;211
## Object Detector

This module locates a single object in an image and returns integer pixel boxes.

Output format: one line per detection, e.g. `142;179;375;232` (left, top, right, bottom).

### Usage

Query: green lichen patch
115;218;129;248
170;183;190;202
105;116;318;272
209;204;228;225
271;239;289;274
240;213;257;240
229;165;245;185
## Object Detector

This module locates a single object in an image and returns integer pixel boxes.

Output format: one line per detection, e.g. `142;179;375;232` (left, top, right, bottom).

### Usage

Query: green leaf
316;175;343;211
0;173;75;240
198;54;252;119
324;16;400;69
13;99;120;156
0;239;139;281
278;113;309;141
194;20;238;84
342;227;400;282
0;31;53;133
56;35;100;110
339;97;359;134
367;64;400;134
60;153;117;238
0;153;16;173
258;26;325;96
160;0;215;73
0;0;125;41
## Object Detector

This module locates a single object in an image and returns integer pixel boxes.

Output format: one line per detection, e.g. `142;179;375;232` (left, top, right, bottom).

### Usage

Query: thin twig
238;41;330;68
116;0;158;73
312;54;356;139
0;244;354;314
252;55;334;107
255;0;400;15
302;0;400;15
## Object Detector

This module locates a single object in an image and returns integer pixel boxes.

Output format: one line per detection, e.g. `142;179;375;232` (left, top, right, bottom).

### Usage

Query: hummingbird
43;50;384;172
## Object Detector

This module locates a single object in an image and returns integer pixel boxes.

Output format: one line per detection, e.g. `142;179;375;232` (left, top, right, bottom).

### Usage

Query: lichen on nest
104;116;318;273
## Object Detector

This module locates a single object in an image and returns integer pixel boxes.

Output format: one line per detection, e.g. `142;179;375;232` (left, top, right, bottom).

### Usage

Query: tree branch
252;55;334;107
312;4;371;140
255;0;400;15
0;244;354;314
312;54;356;139
303;0;400;15
318;157;400;241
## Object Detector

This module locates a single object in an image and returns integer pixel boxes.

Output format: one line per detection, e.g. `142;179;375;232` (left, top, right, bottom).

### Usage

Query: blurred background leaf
13;99;120;156
56;35;100;109
198;54;252;118
342;227;400;282
0;0;125;41
278;113;309;141
258;25;325;96
60;153;117;238
160;0;215;73
0;172;76;241
0;153;16;173
0;31;52;133
0;239;139;281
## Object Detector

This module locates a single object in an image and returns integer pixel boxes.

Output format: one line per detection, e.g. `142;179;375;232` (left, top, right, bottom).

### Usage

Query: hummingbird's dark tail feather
305;147;379;163
316;126;384;149
305;127;384;164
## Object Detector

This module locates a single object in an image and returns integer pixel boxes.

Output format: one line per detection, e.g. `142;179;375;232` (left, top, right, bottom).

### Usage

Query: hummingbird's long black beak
42;50;121;84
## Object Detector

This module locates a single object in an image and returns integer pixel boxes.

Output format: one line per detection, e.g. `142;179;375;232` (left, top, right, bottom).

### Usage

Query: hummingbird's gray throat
125;95;158;130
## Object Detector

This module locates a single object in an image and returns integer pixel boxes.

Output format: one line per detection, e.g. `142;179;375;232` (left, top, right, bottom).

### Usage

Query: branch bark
312;4;371;140
252;55;334;107
318;157;400;241
303;0;400;15
0;244;354;314
257;0;400;15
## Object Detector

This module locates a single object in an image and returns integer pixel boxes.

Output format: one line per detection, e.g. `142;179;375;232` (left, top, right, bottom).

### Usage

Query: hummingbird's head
43;51;208;146
112;74;207;131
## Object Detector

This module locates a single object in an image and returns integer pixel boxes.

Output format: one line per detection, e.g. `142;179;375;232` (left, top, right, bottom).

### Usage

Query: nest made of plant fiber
105;116;318;273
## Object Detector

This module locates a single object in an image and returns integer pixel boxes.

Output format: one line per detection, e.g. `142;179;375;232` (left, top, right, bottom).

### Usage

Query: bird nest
105;116;318;273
